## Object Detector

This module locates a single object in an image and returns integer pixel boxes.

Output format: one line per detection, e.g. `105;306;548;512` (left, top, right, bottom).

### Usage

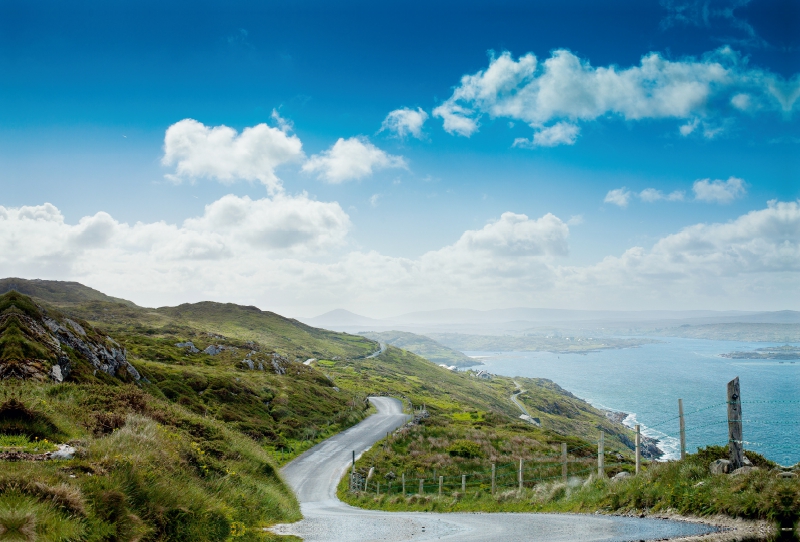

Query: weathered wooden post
678;398;686;460
419;478;424;495
377;481;380;495
598;430;605;477
635;425;641;475
439;476;443;496
491;463;496;494
352;450;355;473
561;442;568;482
462;474;466;493
727;377;744;470
518;459;523;491
402;473;406;496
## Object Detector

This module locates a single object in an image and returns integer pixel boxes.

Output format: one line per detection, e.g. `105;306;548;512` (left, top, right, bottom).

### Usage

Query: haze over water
467;337;800;466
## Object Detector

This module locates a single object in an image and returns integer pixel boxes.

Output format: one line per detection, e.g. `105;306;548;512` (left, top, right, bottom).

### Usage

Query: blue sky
1;0;798;315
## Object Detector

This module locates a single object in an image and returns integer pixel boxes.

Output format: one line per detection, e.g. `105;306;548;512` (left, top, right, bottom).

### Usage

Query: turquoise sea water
464;337;800;466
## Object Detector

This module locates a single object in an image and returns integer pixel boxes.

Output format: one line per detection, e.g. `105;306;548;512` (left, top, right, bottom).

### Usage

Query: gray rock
710;459;731;475
203;345;224;355
258;362;265;371
777;471;797;479
612;471;632;481
730;466;759;476
50;444;76;460
176;341;200;353
50;364;63;383
241;359;254;370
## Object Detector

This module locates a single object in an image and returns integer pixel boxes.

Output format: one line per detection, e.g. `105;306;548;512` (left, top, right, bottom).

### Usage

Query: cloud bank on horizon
2;197;797;315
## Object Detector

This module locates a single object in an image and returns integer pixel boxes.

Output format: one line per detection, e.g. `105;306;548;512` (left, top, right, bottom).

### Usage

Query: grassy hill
0;281;387;540
358;330;481;368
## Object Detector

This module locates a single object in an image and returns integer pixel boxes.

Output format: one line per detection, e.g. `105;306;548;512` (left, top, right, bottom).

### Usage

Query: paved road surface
271;397;715;542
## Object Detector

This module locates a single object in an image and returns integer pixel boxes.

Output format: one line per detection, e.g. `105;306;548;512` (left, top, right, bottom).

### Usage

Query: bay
464;337;800;466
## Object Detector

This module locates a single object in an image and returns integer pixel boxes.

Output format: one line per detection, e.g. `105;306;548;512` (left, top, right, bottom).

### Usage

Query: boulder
175;341;200;353
612;471;632;481
710;459;731;475
730;466;759;476
50;444;76;460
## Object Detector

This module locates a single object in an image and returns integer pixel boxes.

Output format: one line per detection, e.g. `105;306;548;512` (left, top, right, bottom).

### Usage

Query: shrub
447;440;483;459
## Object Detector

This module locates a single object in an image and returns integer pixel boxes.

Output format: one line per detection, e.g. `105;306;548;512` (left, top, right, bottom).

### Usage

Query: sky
1;0;798;317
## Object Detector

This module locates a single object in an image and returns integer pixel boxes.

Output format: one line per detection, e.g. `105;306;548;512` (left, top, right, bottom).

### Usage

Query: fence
350;377;800;496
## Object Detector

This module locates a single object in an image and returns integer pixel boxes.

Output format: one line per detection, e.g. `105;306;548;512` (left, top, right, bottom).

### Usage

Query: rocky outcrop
0;290;139;383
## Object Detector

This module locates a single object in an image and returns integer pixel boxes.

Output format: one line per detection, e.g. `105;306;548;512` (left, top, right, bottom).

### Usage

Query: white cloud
369;194;380;207
434;48;799;145
639;188;686;202
513;122;579;148
693;176;747;203
731;93;751;110
381;107;429;139
302;136;407;183
162;115;303;193
2;200;797;313
605;188;632;207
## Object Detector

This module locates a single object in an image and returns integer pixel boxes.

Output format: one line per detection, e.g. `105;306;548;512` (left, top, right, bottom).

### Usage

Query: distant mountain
300;308;383;328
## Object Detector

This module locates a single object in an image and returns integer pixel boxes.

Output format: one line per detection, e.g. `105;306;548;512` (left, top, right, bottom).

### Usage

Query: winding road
270;397;715;542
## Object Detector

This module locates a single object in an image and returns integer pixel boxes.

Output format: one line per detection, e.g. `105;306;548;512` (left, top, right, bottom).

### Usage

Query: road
366;342;387;359
270;397;715;542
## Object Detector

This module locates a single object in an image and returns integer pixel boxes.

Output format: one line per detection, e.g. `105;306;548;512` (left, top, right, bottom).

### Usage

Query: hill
358;330;482;368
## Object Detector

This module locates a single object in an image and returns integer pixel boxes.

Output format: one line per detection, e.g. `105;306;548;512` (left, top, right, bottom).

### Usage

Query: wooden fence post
727;377;744;470
635;425;641;475
462;474;466;493
518;459;523;491
439;476;443;496
419;479;424;495
561;442;567;482
402;473;405;496
491;463;496;495
678;398;686;460
598;430;605;478
377;482;380;495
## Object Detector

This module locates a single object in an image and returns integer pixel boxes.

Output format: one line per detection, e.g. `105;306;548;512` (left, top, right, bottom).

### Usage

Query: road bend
270;396;715;542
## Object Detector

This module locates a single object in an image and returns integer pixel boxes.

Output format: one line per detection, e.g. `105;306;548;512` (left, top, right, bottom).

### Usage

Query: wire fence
350;391;799;495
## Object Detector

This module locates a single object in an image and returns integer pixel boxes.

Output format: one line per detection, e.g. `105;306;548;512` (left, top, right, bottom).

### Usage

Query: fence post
518;459;523;491
635;425;641;475
462;474;466;493
491;463;496;495
352;450;355;473
678;398;686;460
439;476;443;496
402;473;406;496
561;442;567;482
419;479;424;495
598;430;605;478
727;377;744;470
377;481;380;496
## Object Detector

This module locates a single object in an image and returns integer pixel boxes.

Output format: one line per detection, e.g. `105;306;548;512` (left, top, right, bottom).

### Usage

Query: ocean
464;337;800;466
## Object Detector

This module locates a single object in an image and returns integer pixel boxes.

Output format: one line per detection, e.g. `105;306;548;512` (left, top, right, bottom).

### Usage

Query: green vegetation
358;330;481;368
341;444;798;530
0;280;385;540
427;332;658;353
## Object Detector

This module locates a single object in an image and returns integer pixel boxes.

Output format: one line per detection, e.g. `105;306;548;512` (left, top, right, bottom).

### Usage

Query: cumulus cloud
1;200;797;312
693;176;747;203
381;107;429;139
514;122;579;148
302;136;407;183
639;188;686;202
162;115;303;193
433;48;799;146
605;188;632;208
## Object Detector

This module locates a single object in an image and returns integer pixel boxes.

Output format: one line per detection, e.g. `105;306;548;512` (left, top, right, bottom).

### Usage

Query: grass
0;435;58;453
341;444;799;528
1;381;301;541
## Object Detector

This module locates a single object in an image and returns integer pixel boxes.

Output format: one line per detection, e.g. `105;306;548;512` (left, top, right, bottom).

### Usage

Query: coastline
604;409;667;460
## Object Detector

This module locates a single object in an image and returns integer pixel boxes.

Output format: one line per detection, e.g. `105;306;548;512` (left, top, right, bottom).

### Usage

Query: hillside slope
358;330;482;368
